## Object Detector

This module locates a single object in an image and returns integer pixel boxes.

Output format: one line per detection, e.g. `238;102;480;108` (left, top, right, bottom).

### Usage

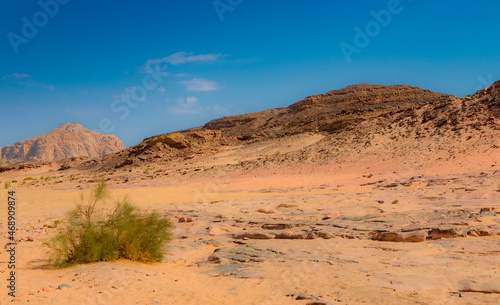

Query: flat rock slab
458;279;500;294
207;245;281;264
201;264;263;279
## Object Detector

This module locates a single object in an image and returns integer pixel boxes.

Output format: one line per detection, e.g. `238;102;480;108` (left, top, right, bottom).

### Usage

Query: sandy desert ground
1;136;499;305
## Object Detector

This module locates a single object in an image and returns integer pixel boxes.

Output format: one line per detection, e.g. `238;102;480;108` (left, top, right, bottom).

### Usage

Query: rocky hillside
203;84;452;137
0;123;124;163
79;82;499;171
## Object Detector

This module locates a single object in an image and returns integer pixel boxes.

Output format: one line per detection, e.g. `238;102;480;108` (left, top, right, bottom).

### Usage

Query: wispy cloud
2;73;30;80
167;96;232;116
2;73;54;90
146;51;222;66
178;78;219;92
168;96;202;114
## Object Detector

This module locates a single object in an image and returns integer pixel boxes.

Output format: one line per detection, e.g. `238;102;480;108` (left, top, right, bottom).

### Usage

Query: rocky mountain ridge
90;82;499;171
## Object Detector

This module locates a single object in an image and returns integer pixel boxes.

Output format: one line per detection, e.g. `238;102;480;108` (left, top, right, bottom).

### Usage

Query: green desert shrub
4;182;11;189
45;180;173;267
23;177;36;181
11;180;18;183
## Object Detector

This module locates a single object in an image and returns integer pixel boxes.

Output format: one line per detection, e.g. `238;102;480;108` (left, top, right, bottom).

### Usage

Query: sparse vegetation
11;180;18;183
45;180;173;267
23;177;36;181
4;182;11;189
274;151;281;156
144;167;152;173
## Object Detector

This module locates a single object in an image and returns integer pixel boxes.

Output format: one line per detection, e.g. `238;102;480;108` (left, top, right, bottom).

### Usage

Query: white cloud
167;96;232;117
157;87;166;94
2;73;54;90
178;78;219;92
2;73;30;80
146;51;221;67
168;96;202;114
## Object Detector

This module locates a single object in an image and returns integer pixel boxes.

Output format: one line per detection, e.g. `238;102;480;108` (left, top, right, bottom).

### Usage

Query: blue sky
1;0;499;148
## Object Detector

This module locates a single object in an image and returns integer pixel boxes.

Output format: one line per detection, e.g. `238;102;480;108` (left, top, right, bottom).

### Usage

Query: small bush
23;177;36;181
274;151;281;156
45;180;173;267
11;180;18;183
144;168;152;173
4;182;11;189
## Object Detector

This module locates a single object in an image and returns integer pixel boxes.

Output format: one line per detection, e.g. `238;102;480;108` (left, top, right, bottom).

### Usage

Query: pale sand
0;143;499;305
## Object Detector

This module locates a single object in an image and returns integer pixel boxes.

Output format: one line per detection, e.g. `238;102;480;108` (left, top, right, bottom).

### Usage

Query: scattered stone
371;232;398;242
395;230;428;242
58;283;72;290
427;179;448;186
277;203;297;208
296;293;314;300
391;200;399;204
262;224;292;230
428;226;466;239
257;207;277;214
322;212;341;220
371;230;427;242
233;232;275;240
42;286;51;292
179;216;194;223
383;183;399;188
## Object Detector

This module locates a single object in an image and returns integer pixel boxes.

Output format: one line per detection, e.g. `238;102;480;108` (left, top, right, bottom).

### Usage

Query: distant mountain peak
0;123;124;163
47;122;90;135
